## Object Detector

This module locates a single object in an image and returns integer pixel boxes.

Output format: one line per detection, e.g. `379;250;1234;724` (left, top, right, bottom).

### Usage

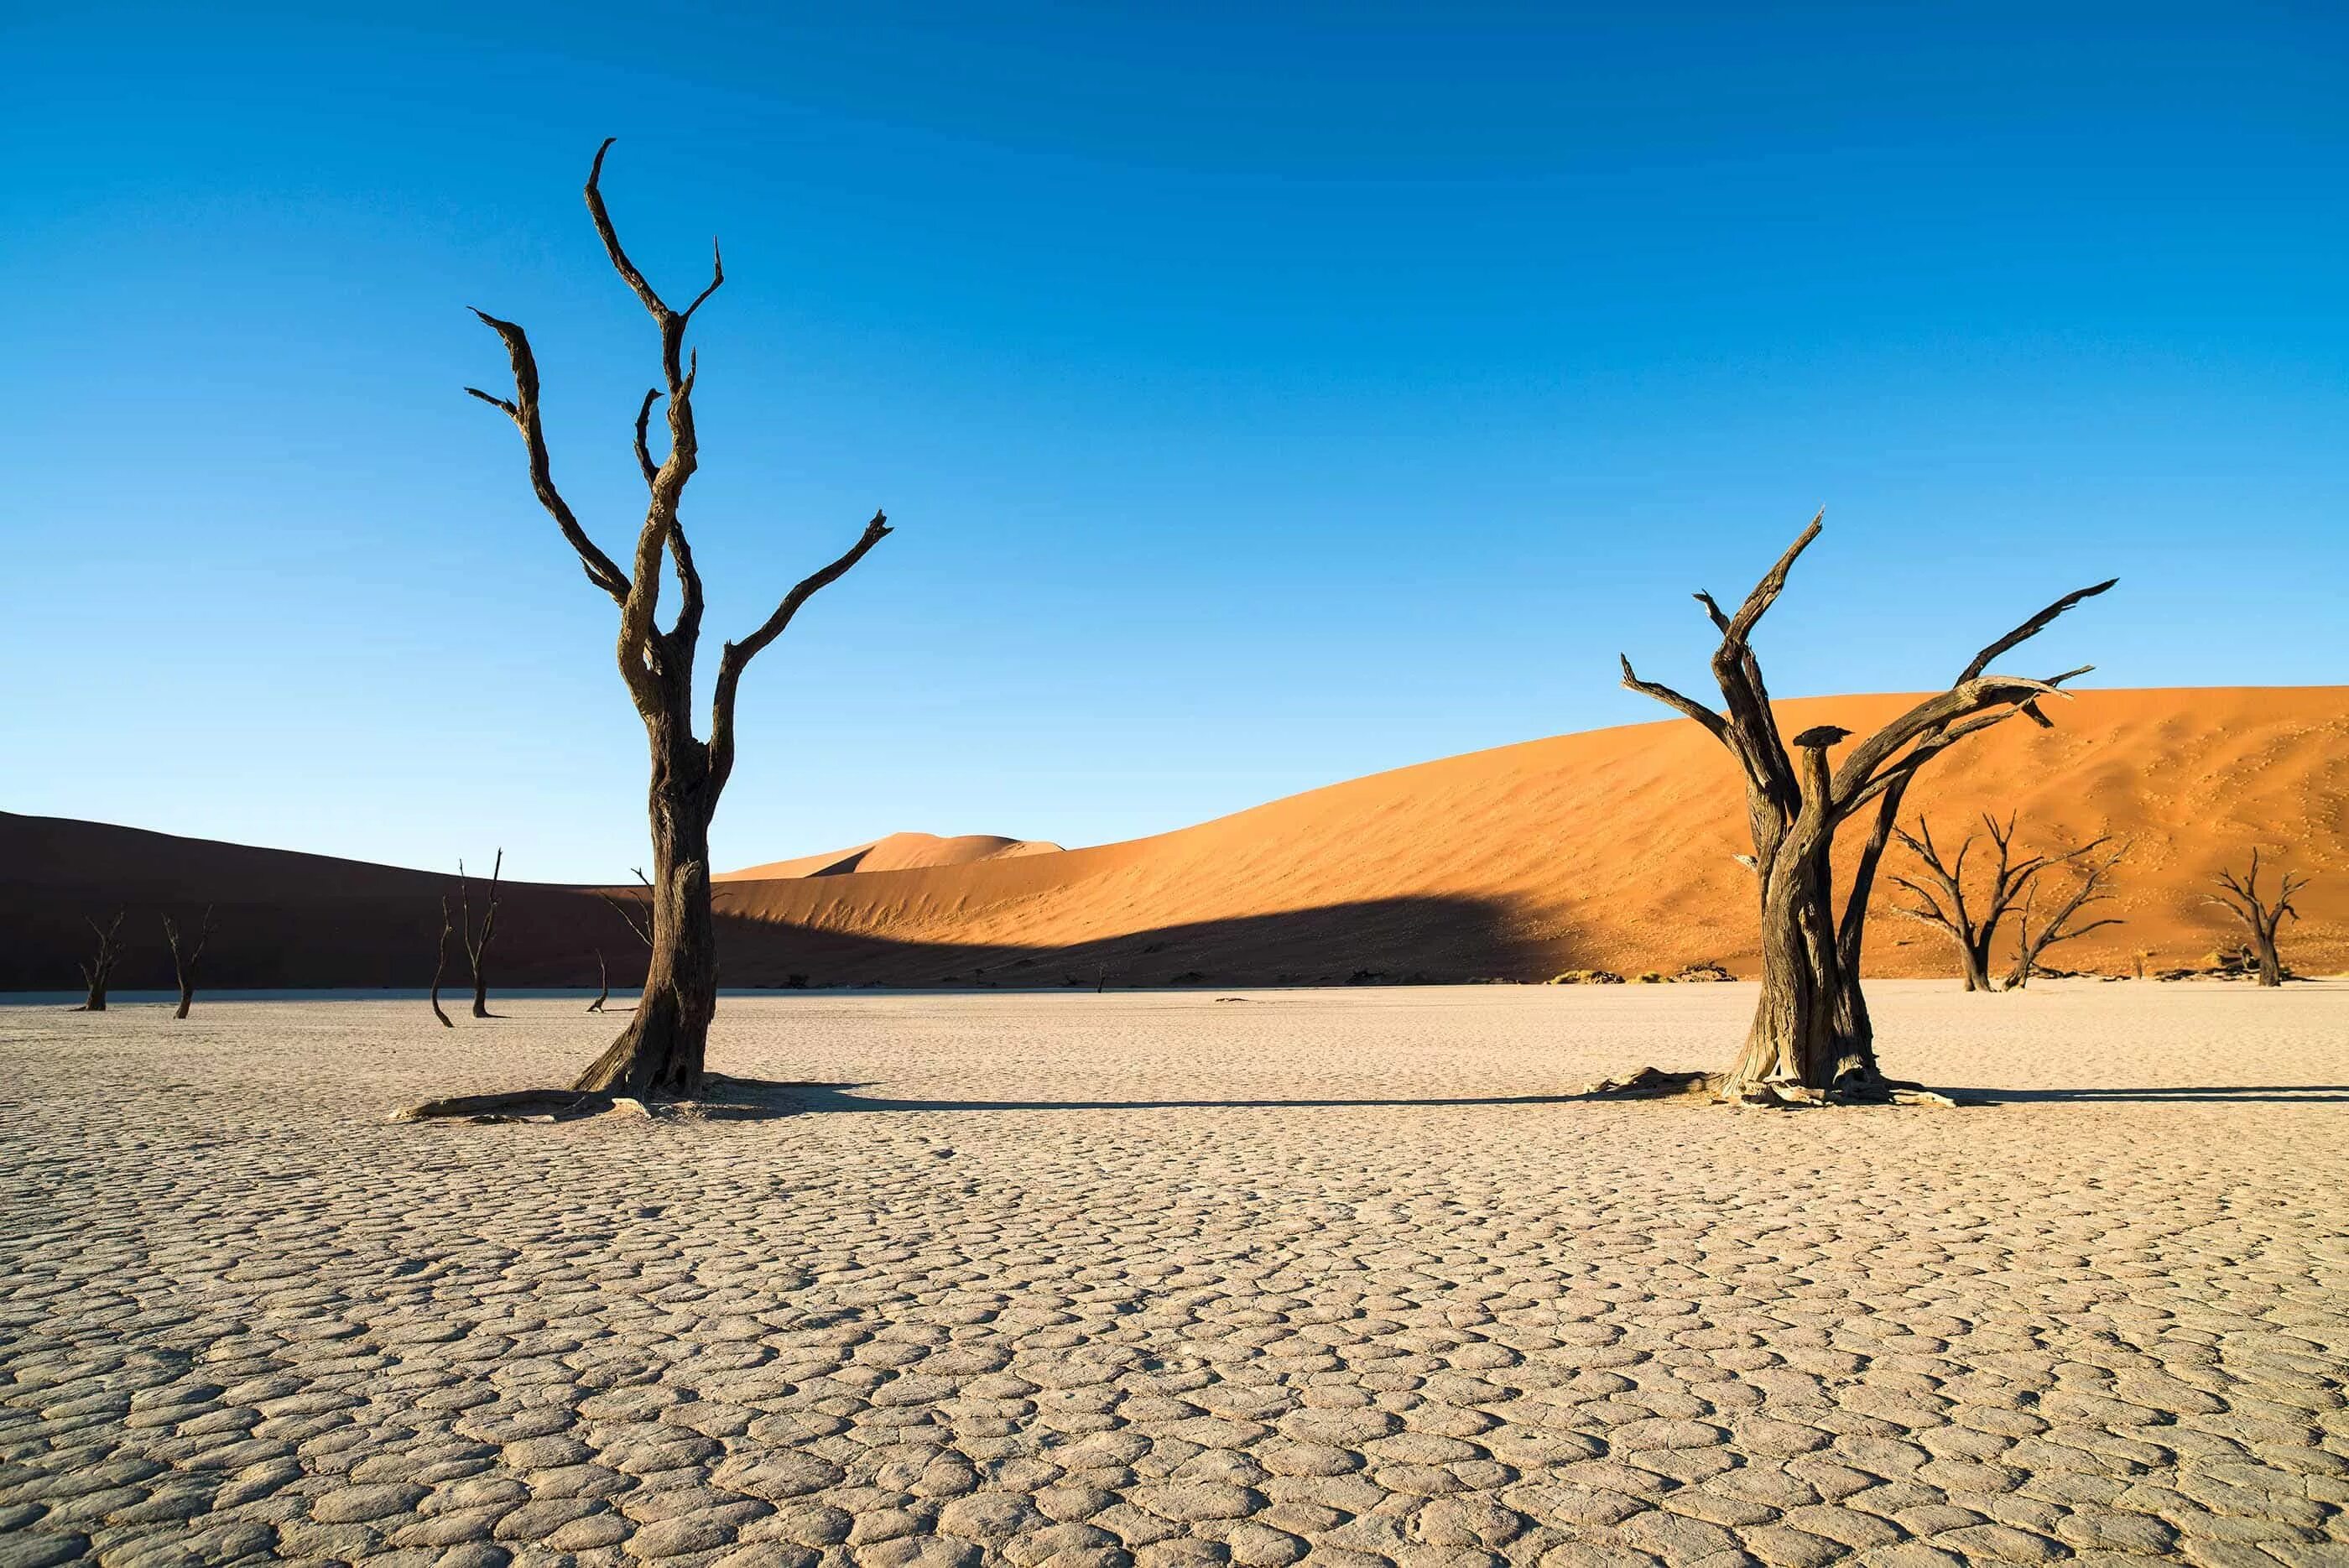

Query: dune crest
718;832;1063;881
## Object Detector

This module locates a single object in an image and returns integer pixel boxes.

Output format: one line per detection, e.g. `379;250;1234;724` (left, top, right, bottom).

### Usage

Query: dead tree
2206;849;2310;987
457;852;502;1018
1889;815;2117;992
1887;813;2045;992
1618;515;2112;1102
468;140;890;1097
161;906;219;1019
76;912;127;1012
591;869;654;1012
2007;839;2128;987
430;897;456;1029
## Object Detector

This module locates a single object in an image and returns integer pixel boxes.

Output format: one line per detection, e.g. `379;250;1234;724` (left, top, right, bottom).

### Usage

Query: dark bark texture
430;897;455;1029
467;140;890;1097
1619;517;2112;1101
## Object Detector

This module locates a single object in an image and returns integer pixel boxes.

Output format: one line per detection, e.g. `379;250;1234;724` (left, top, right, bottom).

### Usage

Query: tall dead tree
1618;515;2112;1101
469;140;890;1097
430;897;456;1029
161;905;219;1020
76;912;127;1012
591;869;654;1012
2206;849;2310;987
2007;839;2128;987
458;852;502;1019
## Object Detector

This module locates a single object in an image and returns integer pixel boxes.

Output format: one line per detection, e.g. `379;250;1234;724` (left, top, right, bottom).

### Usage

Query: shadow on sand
1939;1084;2349;1105
701;1079;1592;1119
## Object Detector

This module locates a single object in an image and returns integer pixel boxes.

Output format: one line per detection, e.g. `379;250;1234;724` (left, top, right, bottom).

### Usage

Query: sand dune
3;686;2341;990
718;831;1064;881
710;685;2347;985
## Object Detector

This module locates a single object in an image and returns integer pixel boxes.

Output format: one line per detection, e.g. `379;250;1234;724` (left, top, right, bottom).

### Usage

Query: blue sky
4;2;2343;882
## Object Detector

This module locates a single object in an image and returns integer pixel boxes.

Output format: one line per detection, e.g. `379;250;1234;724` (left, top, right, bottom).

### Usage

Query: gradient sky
5;2;2344;883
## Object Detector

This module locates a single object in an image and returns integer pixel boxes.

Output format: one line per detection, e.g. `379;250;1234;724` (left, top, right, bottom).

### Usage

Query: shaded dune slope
3;688;2340;991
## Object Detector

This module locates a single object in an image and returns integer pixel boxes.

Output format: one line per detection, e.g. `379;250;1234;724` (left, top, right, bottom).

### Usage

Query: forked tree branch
708;510;893;791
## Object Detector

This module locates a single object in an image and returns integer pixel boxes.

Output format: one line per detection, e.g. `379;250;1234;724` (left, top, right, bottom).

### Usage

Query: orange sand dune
3;687;2341;991
710;686;2346;984
718;831;1063;882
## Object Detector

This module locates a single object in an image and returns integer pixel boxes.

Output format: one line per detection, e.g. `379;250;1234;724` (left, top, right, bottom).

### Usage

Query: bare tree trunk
430;897;455;1029
76;912;126;1012
590;949;609;1012
459;851;503;1019
575;777;717;1096
464;140;891;1102
2205;850;2306;990
1617;518;2113;1103
163;906;217;1020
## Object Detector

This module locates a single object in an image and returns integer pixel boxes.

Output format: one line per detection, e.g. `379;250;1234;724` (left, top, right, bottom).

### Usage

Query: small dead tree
1617;515;2112;1102
430;897;456;1029
458;852;503;1019
466;139;891;1098
2007;839;2128;987
2206;849;2310;987
591;869;654;1013
76;912;127;1012
1887;813;2045;992
161;905;219;1019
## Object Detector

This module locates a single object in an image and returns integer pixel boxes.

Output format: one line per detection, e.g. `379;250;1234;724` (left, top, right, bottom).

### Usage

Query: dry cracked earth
2;982;2345;1568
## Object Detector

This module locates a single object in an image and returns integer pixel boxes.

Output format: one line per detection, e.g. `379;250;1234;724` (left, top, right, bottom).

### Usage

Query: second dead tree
591;869;654;1013
1889;814;2122;991
2006;839;2128;987
430;898;456;1029
161;905;220;1020
76;912;127;1012
2206;848;2310;987
1618;516;2113;1101
458;851;503;1018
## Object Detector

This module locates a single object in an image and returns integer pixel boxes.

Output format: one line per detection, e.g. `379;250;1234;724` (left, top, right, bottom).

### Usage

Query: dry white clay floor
3;982;2345;1568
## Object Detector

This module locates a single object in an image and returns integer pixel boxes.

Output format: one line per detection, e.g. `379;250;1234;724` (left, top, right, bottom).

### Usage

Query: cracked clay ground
2;982;2344;1568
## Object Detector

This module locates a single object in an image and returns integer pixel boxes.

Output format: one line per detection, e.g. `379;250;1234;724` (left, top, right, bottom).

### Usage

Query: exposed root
1580;1066;1719;1098
388;1089;612;1124
1581;1066;1965;1107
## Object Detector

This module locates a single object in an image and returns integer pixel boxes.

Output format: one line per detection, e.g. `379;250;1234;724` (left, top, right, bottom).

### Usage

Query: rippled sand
3;981;2344;1566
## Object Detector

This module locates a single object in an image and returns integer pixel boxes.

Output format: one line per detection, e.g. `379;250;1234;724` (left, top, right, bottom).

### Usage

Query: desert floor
2;982;2344;1568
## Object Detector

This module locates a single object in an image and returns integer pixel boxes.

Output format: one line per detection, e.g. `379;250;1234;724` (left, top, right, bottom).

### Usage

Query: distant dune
3;688;2341;991
718;832;1063;882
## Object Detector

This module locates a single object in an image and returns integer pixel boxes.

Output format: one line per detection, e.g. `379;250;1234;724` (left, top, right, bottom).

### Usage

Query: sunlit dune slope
2;688;2340;990
710;687;2346;983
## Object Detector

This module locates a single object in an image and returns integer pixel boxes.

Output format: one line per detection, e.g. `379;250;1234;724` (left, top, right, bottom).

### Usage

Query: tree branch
1619;655;1730;743
708;510;893;793
466;310;633;606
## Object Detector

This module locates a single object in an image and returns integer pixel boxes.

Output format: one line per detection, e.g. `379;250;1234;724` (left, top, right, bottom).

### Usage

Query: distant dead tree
2206;849;2310;987
1617;514;2112;1102
457;852;502;1018
1888;814;2120;992
1888;813;2039;992
466;139;890;1098
591;869;654;1013
429;897;456;1029
76;912;127;1012
2006;839;2128;988
161;905;219;1020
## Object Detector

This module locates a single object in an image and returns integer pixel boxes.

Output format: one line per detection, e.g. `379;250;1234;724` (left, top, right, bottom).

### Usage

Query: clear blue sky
4;3;2343;882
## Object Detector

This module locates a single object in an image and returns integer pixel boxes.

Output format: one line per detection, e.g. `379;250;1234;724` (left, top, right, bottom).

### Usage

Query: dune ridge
2;686;2340;990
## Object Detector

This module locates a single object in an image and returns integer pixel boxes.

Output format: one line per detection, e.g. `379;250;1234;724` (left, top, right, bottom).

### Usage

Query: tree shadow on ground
697;1077;1592;1118
1940;1084;2349;1104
